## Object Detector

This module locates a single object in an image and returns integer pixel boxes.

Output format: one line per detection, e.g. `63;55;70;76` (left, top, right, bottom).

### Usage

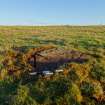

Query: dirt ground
29;48;89;72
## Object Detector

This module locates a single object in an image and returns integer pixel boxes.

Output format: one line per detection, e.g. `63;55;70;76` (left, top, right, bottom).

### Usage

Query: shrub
67;70;79;82
10;85;29;105
0;69;8;80
80;81;94;97
90;65;105;82
68;83;83;103
24;96;38;105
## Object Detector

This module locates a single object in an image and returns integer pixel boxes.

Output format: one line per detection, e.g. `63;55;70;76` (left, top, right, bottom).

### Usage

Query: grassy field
0;26;105;105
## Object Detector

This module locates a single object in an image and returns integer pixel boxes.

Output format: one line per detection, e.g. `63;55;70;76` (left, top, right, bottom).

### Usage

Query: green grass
0;26;105;105
0;26;105;50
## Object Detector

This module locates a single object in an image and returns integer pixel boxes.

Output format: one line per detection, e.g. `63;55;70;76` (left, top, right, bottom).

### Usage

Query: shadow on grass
36;57;88;72
12;45;89;72
77;40;105;49
18;35;66;46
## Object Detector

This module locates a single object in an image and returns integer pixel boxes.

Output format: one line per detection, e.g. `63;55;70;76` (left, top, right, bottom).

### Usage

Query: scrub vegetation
0;26;105;105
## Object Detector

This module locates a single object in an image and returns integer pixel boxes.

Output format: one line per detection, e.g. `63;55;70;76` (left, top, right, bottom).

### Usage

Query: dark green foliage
90;65;105;82
0;78;18;105
80;81;94;96
68;70;79;82
46;79;68;101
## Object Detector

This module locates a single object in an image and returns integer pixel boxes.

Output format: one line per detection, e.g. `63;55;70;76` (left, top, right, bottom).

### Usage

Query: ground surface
0;26;105;105
34;49;89;72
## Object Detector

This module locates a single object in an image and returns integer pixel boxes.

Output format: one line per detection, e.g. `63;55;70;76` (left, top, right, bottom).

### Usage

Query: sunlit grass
0;26;105;105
